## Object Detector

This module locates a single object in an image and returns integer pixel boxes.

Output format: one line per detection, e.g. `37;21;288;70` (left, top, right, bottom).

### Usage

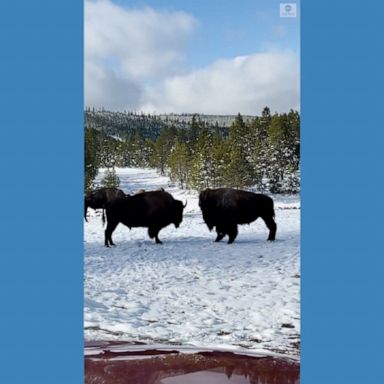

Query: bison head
199;189;215;230
173;200;187;228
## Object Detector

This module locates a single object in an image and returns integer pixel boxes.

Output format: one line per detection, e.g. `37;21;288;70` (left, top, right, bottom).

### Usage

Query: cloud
85;0;197;110
142;52;300;115
85;1;300;114
85;60;143;111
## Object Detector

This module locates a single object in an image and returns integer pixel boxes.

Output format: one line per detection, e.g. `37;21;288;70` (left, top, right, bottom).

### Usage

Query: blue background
0;1;83;382
0;1;383;383
301;2;384;382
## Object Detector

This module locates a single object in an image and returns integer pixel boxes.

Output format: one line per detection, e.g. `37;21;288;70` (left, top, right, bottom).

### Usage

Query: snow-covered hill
84;168;300;356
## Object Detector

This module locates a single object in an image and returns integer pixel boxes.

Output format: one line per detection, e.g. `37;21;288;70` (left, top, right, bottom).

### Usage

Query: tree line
85;107;300;194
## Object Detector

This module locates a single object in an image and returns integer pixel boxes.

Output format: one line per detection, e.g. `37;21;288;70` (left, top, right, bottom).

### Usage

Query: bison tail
270;199;276;218
102;209;106;226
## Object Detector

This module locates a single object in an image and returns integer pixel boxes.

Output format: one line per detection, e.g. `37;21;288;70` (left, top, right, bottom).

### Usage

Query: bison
199;188;277;244
104;190;187;246
84;187;126;223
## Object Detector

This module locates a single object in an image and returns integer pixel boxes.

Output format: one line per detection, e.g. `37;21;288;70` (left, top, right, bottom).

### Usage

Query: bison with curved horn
84;187;126;223
104;190;187;246
199;188;276;244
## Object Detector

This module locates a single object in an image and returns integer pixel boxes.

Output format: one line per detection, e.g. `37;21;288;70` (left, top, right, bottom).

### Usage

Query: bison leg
215;226;225;242
105;220;118;247
261;215;277;241
215;232;225;242
227;224;238;244
148;227;163;244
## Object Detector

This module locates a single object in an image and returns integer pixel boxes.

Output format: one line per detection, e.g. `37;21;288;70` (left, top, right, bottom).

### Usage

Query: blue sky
85;0;300;114
114;0;300;68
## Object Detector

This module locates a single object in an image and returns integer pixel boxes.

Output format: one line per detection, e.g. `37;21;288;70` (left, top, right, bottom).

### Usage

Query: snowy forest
84;107;300;194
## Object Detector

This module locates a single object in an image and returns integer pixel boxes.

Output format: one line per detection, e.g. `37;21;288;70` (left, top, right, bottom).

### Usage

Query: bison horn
183;200;187;208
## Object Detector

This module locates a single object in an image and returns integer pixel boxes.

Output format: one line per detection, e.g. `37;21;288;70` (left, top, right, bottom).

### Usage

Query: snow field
84;168;300;356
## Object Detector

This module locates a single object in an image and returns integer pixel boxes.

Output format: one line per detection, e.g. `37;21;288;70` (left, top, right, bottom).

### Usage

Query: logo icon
280;3;297;18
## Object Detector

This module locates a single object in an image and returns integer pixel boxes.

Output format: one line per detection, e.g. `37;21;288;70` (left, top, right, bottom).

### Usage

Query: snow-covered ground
84;168;300;356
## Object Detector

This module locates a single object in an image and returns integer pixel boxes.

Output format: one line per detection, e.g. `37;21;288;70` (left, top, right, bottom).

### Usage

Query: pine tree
189;125;215;190
84;109;300;194
152;133;168;175
211;132;228;188
151;126;176;174
100;167;120;188
225;113;254;188
259;106;271;141
265;113;300;193
248;108;273;191
168;139;190;188
223;146;249;188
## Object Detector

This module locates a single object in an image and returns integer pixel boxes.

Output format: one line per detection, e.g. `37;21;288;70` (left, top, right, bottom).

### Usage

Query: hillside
84;109;257;140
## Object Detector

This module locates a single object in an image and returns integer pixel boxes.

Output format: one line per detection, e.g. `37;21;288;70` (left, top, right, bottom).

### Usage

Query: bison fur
199;188;276;244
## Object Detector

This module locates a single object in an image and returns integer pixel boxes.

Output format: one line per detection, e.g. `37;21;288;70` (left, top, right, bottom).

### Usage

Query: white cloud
84;0;197;110
142;52;300;115
85;0;300;114
85;60;143;111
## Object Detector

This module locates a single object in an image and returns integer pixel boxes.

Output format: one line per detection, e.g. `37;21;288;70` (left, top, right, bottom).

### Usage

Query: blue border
1;1;384;383
0;1;83;383
302;1;384;383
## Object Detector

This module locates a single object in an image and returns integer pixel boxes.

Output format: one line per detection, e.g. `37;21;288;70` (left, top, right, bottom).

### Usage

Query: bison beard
104;191;185;246
199;188;277;244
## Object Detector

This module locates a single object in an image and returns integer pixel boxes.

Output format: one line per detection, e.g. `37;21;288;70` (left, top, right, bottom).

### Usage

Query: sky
84;0;300;115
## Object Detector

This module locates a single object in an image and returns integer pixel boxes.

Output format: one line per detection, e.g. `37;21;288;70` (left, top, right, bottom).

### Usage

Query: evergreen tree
225;113;254;188
84;108;300;194
248;108;272;191
229;113;247;143
100;167;120;188
188;114;200;145
259;106;271;141
151;126;176;174
224;145;254;189
152;133;168;175
211;132;228;188
189;125;216;190
265;113;300;193
168;140;190;188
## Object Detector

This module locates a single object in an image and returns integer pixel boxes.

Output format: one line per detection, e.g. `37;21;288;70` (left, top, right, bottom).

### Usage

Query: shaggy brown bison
104;191;187;246
84;187;126;222
199;188;276;244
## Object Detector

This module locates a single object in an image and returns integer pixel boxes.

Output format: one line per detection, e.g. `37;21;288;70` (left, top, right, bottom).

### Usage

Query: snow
84;168;300;356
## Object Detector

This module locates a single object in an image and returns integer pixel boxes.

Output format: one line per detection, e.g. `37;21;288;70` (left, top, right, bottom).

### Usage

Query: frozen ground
84;168;300;356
